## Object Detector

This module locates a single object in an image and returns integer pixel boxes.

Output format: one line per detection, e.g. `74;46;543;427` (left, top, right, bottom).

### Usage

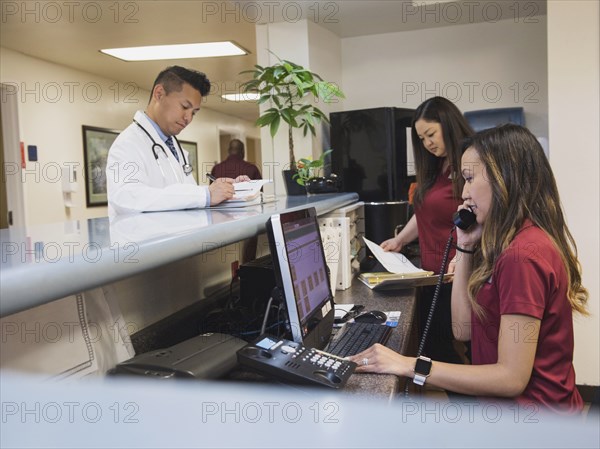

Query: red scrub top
472;220;583;413
414;167;461;272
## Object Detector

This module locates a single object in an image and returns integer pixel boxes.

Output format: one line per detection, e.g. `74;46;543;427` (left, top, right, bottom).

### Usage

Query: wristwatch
413;356;432;386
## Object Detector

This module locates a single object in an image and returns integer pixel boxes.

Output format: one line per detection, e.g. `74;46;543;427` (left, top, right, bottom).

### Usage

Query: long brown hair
412;97;474;207
465;124;588;316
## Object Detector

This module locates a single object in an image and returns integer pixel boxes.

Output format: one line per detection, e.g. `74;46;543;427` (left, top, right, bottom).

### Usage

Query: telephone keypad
237;336;357;389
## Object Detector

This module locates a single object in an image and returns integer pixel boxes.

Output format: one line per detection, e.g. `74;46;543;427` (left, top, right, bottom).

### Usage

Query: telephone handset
237;335;356;389
453;208;477;230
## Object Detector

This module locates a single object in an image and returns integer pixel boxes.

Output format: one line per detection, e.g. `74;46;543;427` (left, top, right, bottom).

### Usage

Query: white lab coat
106;110;209;215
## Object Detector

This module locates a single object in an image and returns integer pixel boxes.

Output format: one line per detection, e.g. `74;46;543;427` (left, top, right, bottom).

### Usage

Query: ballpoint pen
206;173;248;187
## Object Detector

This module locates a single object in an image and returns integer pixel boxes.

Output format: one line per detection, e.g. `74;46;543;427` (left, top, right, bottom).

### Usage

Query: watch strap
413;372;427;386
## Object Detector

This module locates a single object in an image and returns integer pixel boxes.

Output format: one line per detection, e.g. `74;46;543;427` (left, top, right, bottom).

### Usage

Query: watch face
415;357;432;375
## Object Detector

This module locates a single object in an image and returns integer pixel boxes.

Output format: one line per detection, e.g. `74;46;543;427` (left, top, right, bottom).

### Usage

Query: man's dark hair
150;66;211;101
228;139;245;158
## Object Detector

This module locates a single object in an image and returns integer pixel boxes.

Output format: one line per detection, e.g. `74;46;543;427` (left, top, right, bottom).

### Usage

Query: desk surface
334;278;416;400
229;278;416;401
0;193;358;317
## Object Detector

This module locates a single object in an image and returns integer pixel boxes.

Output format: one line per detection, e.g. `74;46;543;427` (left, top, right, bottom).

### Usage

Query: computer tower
238;255;277;327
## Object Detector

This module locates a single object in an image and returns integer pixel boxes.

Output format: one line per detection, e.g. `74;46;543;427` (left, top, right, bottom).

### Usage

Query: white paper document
232;179;273;201
334;304;354;320
362;236;429;275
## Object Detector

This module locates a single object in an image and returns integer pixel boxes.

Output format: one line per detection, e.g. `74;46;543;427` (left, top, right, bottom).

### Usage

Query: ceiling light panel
101;41;247;61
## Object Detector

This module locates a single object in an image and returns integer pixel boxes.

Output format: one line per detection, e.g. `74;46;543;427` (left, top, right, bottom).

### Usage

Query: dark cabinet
330;107;415;202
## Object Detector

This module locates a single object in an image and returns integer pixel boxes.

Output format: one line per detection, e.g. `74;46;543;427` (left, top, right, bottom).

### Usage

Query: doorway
0;83;25;228
0;105;8;229
219;131;234;162
218;133;262;174
245;137;262;175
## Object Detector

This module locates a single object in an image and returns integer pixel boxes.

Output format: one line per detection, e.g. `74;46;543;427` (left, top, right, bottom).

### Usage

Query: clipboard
358;272;454;290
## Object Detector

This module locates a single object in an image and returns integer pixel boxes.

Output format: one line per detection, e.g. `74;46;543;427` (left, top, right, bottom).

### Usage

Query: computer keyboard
324;322;393;358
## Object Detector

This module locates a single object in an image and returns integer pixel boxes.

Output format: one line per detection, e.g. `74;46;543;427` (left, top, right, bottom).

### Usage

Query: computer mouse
354;310;387;324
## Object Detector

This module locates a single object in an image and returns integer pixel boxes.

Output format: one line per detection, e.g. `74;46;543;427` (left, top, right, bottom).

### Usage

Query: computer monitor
266;207;335;350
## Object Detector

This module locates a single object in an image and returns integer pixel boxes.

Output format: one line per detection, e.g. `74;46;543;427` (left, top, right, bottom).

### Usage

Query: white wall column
547;0;599;386
255;20;342;195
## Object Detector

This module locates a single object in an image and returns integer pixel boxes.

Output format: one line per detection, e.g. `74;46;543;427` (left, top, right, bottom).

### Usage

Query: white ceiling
0;0;546;122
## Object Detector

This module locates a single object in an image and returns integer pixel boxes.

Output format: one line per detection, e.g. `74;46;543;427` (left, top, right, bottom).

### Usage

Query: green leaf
257;95;271;105
304;113;315;126
255;111;278;127
291;75;305;97
280;108;293;126
269;115;281;137
328;83;345;99
273;66;285;79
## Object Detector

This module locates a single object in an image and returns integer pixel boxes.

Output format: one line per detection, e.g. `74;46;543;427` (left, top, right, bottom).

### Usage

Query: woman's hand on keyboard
348;344;412;377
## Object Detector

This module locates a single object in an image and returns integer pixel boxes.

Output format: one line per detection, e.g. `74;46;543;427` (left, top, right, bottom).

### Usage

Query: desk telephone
237;335;356;389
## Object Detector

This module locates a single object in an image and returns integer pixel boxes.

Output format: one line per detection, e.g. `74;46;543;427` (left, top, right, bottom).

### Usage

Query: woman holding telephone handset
351;124;588;413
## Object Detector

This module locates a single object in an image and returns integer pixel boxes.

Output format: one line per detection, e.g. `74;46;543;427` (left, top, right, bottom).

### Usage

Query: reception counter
1;191;412;402
0;193;358;317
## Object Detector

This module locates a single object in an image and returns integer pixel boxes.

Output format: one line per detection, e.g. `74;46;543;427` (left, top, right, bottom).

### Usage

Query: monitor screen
266;207;334;349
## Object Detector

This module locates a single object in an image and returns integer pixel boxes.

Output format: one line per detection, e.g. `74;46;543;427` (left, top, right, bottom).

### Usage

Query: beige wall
0;47;260;226
338;13;598;385
547;1;599;386
341;17;548;139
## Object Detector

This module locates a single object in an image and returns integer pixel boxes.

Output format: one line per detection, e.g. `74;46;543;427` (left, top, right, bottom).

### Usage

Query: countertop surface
0;193;358;316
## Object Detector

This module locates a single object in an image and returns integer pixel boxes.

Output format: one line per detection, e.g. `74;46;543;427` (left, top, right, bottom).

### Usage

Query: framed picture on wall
82;125;120;207
178;139;198;183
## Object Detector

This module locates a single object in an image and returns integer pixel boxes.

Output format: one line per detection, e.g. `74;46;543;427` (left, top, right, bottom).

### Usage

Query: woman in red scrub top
354;124;588;413
381;96;474;364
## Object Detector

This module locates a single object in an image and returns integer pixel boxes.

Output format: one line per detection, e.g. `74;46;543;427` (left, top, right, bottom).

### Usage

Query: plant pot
305;176;340;194
282;170;307;196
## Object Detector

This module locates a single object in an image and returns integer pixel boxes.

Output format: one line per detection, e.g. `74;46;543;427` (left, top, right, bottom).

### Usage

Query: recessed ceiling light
100;41;247;61
221;93;261;102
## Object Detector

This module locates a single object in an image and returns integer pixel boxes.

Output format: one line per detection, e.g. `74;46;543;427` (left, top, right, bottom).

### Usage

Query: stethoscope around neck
133;119;193;180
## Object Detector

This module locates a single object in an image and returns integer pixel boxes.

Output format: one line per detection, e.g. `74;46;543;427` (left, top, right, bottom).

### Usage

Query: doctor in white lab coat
106;66;246;215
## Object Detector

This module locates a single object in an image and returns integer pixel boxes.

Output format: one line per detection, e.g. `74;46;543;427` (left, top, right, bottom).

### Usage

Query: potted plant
240;54;345;194
293;149;339;194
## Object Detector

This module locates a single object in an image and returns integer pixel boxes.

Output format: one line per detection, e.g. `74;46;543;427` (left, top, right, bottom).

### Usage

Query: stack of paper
359;237;453;290
362;237;430;276
232;179;272;201
209;180;275;209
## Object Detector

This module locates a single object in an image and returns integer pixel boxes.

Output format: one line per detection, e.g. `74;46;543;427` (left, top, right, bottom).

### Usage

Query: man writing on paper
106;66;249;215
